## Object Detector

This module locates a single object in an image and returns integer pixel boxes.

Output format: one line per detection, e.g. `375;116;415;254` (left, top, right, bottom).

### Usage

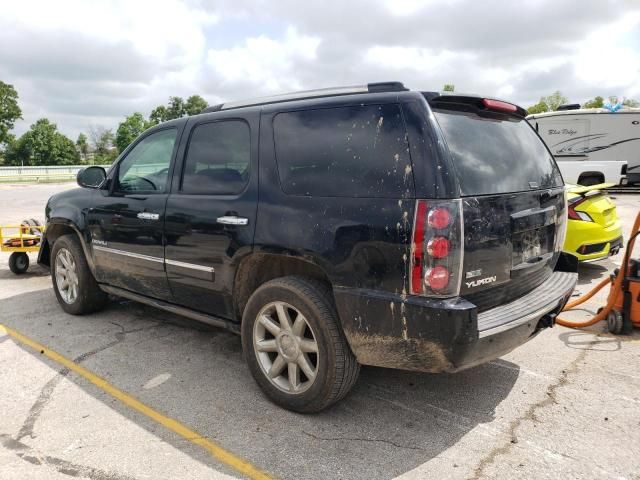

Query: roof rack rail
202;82;408;113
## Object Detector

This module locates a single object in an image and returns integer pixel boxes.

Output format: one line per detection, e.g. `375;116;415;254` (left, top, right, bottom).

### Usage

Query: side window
273;104;412;197
117;129;177;193
181;121;250;195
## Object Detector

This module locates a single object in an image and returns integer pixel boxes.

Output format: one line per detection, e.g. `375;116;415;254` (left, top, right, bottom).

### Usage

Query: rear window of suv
273;104;412;197
433;110;563;196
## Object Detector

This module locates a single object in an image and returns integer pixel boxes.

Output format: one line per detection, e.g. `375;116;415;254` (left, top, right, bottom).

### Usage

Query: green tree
583;96;604;109
149;105;169;125
5;118;79;166
526;91;569;114
0;81;22;146
89;125;114;155
148;94;208;126
623;98;640;108
185;95;208;115
0;133;16;165
167;96;185;120
76;133;89;161
527;100;549;114
541;91;568;111
116;112;147;153
89;125;117;164
442;84;455;93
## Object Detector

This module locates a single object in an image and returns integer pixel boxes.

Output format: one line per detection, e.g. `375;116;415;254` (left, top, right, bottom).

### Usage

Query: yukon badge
466;276;497;288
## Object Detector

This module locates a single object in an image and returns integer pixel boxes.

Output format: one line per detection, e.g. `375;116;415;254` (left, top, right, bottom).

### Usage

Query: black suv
40;82;578;412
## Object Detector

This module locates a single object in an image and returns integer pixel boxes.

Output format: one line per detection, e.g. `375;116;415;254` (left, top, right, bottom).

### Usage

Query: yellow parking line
0;324;274;480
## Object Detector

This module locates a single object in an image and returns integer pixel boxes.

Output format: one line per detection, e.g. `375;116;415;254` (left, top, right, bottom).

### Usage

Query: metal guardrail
0;165;112;177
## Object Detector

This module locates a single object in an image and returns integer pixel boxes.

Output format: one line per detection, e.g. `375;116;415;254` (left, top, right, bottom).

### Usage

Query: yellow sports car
564;184;623;262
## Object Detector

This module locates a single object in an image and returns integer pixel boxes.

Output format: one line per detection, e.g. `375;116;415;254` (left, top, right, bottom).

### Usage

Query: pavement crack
302;430;426;451
469;338;595;480
16;367;70;441
16;323;162;441
1;433;139;480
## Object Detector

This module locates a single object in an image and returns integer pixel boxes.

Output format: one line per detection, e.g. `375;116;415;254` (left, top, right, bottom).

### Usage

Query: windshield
434;110;563;196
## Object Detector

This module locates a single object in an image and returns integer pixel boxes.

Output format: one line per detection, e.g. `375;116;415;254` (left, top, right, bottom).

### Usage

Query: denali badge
466;276;497;288
466;269;482;279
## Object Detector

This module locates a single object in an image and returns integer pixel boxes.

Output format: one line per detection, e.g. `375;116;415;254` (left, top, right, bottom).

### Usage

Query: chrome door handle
137;212;160;221
216;216;249;226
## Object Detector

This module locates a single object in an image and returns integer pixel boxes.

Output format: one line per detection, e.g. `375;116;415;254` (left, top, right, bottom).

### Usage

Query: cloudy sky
2;0;639;140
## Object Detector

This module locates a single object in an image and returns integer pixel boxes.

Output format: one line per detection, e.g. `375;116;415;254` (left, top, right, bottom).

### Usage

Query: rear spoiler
566;183;614;195
423;93;527;118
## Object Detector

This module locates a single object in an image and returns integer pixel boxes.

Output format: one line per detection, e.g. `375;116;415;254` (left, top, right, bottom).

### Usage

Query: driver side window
117;128;177;193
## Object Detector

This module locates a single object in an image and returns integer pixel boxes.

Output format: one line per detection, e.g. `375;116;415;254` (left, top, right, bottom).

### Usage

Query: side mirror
77;166;107;189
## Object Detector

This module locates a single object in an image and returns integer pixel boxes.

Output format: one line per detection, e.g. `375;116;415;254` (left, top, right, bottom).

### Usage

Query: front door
164;114;258;318
89;126;181;299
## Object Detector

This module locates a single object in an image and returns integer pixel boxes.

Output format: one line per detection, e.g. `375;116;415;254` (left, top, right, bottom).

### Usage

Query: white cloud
573;11;640;92
206;27;321;93
1;0;217;62
364;47;474;72
382;0;460;16
1;0;639;140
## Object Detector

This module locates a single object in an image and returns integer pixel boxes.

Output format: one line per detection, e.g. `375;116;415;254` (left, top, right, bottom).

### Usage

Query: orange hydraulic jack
557;211;640;334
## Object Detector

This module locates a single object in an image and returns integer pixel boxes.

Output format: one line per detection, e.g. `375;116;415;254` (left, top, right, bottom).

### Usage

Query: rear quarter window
434;110;563;196
273;104;413;197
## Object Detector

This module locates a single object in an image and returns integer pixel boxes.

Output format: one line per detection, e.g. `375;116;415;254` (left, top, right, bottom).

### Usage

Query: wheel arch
39;218;95;273
577;171;605;185
233;252;335;322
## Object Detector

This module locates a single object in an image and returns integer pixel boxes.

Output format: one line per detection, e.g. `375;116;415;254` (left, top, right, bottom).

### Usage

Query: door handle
216;216;249;226
137;212;160;221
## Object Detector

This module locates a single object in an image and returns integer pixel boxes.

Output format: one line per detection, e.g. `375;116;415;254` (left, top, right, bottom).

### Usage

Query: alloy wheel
55;247;79;304
253;301;319;394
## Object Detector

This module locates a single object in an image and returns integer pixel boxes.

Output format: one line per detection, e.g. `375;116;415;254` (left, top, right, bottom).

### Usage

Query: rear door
163;112;259;318
431;99;565;311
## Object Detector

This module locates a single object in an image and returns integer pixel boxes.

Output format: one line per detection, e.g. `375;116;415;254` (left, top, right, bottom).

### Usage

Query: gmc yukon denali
39;82;578;412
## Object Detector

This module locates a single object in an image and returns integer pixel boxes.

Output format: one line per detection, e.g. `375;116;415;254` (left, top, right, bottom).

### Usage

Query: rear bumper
576;236;623;262
564;219;623;262
334;269;577;373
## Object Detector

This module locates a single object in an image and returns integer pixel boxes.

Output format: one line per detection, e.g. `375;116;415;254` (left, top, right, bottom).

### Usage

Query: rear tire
9;252;29;274
242;276;360;413
51;234;107;315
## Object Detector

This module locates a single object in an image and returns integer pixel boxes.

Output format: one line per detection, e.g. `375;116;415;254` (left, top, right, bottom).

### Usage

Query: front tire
51;234;107;315
242;276;360;413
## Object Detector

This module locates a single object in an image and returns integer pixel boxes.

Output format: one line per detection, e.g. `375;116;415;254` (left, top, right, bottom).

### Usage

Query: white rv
527;108;640;185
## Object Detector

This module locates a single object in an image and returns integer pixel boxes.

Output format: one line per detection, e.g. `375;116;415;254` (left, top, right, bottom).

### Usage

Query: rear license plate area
512;224;554;267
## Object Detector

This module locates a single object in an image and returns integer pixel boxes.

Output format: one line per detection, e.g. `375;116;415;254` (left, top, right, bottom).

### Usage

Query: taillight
410;199;463;297
567;196;594;222
410;200;428;294
426;266;449;291
426;237;450;258
554;189;568;253
428;208;451;229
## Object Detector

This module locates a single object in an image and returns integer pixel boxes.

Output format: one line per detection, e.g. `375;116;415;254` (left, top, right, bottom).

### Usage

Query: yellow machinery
558;211;640;334
0;220;45;274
